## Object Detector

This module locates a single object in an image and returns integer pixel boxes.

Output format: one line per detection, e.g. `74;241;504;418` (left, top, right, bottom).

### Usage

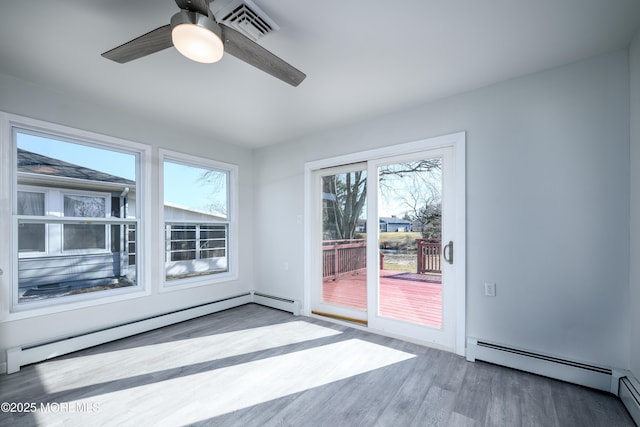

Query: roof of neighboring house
379;217;412;224
164;202;227;222
18;149;135;186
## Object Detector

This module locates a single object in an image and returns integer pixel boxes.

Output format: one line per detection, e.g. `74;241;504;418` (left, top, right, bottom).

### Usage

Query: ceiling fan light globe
172;24;223;63
170;10;224;64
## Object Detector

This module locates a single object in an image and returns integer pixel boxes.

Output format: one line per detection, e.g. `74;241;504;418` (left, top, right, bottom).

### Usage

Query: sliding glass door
311;163;368;324
367;148;456;348
307;134;464;352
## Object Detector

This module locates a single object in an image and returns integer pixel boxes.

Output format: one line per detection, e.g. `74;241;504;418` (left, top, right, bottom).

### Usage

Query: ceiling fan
101;0;306;87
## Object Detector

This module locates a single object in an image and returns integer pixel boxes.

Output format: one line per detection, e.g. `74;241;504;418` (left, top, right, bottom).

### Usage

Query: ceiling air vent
213;0;280;41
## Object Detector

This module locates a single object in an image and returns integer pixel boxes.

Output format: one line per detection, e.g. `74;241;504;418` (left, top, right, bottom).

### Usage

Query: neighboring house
163;202;229;280
17;149;137;299
379;216;413;232
17;149;226;299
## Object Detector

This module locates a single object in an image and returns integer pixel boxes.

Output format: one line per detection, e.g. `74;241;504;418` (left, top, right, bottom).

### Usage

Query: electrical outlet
484;282;496;297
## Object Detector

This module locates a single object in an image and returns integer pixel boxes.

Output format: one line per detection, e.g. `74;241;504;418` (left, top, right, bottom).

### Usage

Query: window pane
201;249;225;259
18;191;44;215
18;223;45;252
16;130;139;305
164;161;228;220
164;157;230;282
165;222;228;280
170;240;197;251
64;195;106;218
171;251;196;262
127;225;136;266
63;224;106;250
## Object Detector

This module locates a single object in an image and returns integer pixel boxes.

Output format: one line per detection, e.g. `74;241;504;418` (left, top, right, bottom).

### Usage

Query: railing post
416;239;424;274
333;244;339;281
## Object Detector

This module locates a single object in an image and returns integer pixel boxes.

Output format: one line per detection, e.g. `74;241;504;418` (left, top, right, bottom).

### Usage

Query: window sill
2;285;151;323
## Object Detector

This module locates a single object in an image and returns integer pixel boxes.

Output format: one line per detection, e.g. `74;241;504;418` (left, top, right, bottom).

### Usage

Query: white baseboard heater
620;375;640;425
6;293;252;374
466;338;622;394
251;291;300;315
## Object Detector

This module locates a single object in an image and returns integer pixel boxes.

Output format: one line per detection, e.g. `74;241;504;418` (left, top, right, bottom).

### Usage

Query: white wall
630;30;640;380
253;50;631;369
0;73;254;366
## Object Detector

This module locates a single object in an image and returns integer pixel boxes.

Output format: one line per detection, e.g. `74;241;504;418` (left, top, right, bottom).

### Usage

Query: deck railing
323;239;366;281
416;239;442;273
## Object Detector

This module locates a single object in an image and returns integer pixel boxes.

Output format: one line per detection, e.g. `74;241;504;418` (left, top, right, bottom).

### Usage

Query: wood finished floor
0;304;634;427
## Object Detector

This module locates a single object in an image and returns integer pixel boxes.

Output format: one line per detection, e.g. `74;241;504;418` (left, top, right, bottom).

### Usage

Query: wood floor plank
409;385;457;427
485;364;523;427
0;304;634;427
452;358;496;423
374;353;436;426
447;411;482;427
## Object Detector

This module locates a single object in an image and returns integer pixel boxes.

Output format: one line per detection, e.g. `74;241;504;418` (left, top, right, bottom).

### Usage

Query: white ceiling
1;0;640;148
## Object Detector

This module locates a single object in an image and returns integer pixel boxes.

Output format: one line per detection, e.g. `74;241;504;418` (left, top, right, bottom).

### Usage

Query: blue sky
163;161;227;216
17;132;227;216
17;133;135;180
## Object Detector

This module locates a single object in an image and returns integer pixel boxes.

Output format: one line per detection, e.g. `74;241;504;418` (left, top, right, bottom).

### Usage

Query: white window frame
1;112;152;320
159;149;238;291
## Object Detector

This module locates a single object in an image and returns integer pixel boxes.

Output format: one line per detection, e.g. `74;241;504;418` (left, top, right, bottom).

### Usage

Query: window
14;128;141;307
63;193;108;251
166;224;227;262
161;151;236;284
17;191;45;253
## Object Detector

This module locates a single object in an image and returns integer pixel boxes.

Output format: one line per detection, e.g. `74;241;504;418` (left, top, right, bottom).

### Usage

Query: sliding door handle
443;241;453;265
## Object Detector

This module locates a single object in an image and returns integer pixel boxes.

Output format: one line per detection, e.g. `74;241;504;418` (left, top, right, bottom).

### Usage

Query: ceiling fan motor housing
171;10;223;39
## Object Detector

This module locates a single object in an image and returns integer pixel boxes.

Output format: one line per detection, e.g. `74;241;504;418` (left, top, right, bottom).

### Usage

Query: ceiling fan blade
102;25;173;63
221;24;306;87
175;0;210;16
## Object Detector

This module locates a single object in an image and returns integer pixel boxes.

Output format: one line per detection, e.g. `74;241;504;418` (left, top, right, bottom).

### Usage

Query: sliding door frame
304;132;466;356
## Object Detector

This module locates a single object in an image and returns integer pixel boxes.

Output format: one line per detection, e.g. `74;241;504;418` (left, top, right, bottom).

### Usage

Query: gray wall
253;50;631;369
630;30;640;380
0;73;254;365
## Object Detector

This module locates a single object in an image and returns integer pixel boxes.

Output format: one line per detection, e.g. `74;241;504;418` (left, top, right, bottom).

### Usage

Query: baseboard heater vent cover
466;338;616;393
620;376;640;425
6;293;252;374
251;292;300;315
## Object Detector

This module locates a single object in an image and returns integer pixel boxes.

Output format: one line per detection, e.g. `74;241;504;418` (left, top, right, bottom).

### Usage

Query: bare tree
323;160;441;240
323;171;366;240
198;169;228;218
389;160;442;239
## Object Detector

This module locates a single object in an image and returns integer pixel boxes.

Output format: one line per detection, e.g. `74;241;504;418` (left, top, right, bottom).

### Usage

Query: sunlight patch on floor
35;339;416;426
36;321;342;393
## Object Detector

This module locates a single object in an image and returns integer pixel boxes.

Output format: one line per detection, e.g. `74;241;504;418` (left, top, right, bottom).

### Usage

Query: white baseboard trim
5;293;252;374
620;374;640;425
251;291;300;315
466;337;619;393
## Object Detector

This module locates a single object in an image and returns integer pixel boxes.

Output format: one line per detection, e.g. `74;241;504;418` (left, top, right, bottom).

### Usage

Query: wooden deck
322;269;442;328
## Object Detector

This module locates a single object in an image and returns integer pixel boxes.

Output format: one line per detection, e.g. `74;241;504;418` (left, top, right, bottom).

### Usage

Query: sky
17;132;226;216
163;161;227;217
17;132;136;180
